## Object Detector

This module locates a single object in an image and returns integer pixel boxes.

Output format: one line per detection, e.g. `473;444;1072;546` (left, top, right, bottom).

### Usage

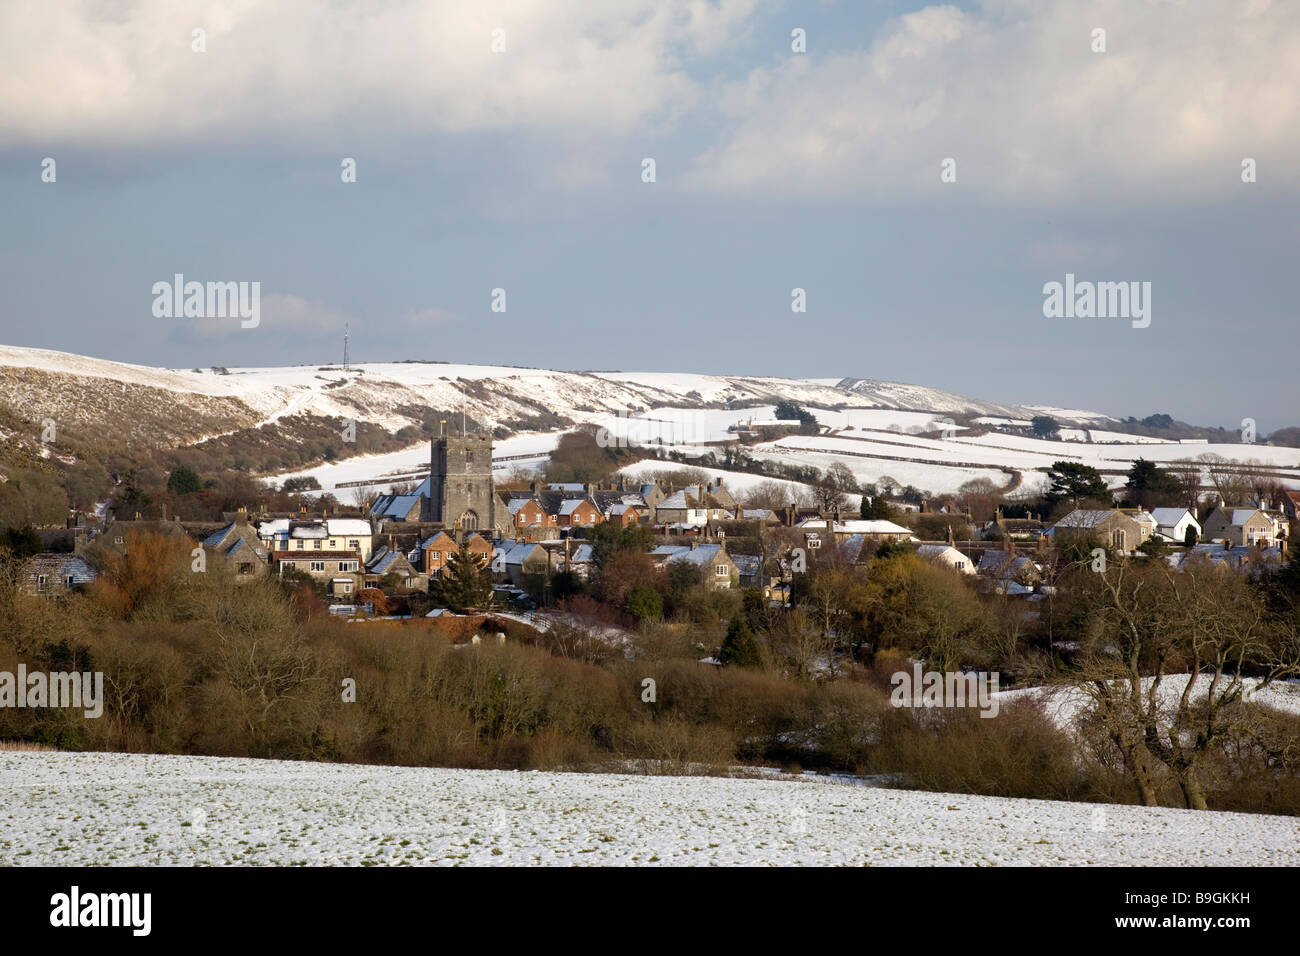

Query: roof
1052;509;1125;530
366;547;400;574
1150;508;1196;527
915;543;963;561
977;550;1037;579
656;490;698;510
558;498;591;516
327;519;373;537
730;553;763;576
796;518;913;535
370;494;422;519
507;498;537;516
256;518;291;536
651;543;725;566
24;553;97;584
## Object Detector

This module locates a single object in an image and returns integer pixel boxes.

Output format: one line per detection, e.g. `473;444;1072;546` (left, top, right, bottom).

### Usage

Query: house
915;543;975;574
201;520;269;579
654;490;708;528
975;549;1042;588
99;517;188;554
19;553;97;597
364;545;427;592
649;541;738;588
1149;507;1201;544
604;502;642;527
555;497;603;528
504;495;554;531
492;540;549;586
682;480;737;518
261;518;375;562
795;518;915;546
729;553;767;588
1122;509;1159;540
417;530;494;577
542;540;596;580
1049;509;1150;553
735;508;780;525
417;531;458;577
637;482;666;513
1200;507;1278;548
1167;542;1285;574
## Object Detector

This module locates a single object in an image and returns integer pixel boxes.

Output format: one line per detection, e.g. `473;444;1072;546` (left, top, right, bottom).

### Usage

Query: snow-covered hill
0;344;1096;444
3;752;1296;865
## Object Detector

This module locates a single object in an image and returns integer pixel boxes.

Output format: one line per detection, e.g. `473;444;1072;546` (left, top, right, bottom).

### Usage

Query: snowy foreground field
3;753;1297;866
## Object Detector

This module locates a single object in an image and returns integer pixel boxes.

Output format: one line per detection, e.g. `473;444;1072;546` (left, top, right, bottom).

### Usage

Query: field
2;752;1297;866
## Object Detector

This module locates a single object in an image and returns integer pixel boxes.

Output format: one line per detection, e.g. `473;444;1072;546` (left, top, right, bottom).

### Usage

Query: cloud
684;0;1300;203
0;0;756;148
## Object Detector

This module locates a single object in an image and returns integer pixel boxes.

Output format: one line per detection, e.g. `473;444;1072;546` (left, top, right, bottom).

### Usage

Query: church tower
425;433;495;533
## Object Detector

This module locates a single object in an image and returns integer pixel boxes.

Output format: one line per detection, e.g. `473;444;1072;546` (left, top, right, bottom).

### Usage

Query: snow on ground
2;752;1295;866
614;460;861;506
997;676;1300;733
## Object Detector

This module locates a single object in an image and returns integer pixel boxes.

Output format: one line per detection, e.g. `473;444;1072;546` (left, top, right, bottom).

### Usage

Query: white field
2;752;1296;866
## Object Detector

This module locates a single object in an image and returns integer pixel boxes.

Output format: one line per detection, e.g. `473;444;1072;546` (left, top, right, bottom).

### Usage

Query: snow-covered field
2;752;1296;866
997;676;1300;732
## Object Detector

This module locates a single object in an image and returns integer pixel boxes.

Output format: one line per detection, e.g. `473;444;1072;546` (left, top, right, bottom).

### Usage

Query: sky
1;0;1298;430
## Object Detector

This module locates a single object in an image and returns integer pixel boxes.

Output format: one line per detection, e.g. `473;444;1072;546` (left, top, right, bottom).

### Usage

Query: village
15;429;1297;620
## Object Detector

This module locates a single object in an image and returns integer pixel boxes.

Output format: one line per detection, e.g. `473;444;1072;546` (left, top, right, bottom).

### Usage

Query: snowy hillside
2;752;1296;866
4;344;1293;500
0;344;1088;442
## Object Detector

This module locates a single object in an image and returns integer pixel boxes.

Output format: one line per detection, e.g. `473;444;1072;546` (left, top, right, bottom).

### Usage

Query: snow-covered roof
915;543;963;560
558;499;588;516
327;519;373;537
370;494;421;518
1150;507;1195;528
1052;509;1120;530
797;518;913;536
651;543;724;566
507;498;536;516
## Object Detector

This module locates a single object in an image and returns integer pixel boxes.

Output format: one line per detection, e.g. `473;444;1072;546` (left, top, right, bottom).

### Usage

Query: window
114;536;124;545
313;539;323;550
342;583;352;594
348;539;359;550
431;551;441;561
37;574;48;593
65;575;76;587
466;450;474;462
328;539;337;548
296;540;304;549
238;563;252;575
340;561;358;572
282;561;295;570
310;561;325;572
715;565;728;576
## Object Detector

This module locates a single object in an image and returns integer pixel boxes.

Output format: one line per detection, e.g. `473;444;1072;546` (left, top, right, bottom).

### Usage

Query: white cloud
0;0;756;146
685;0;1300;203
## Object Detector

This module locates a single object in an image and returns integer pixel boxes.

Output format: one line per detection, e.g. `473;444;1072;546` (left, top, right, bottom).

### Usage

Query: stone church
420;434;499;534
